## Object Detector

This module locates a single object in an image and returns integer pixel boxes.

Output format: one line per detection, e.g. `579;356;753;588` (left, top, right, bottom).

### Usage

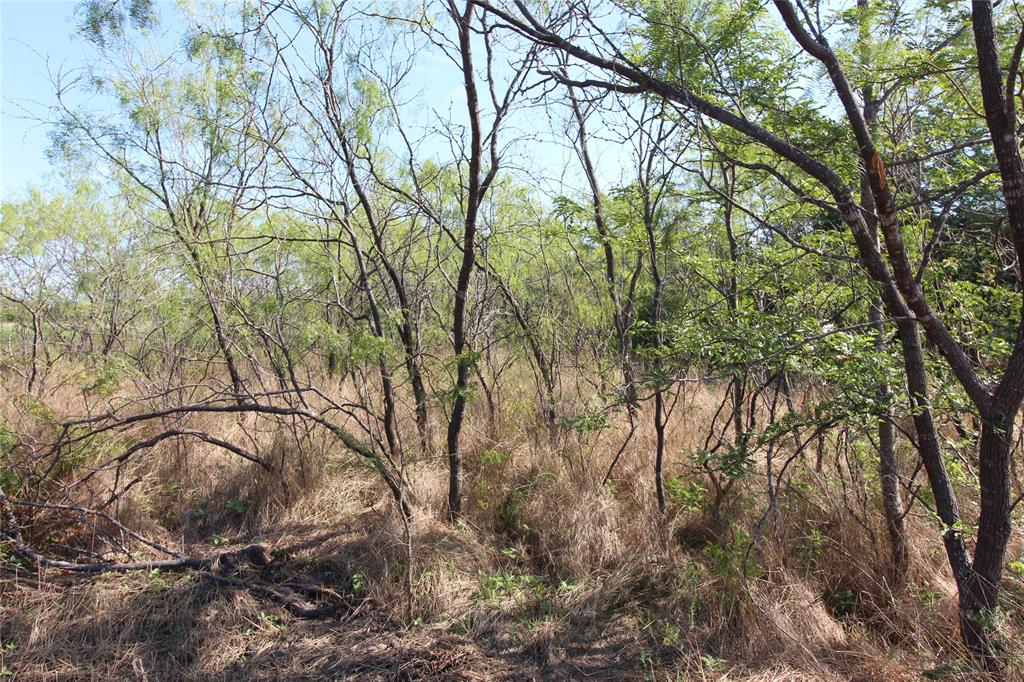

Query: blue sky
1;0;88;198
0;0;620;202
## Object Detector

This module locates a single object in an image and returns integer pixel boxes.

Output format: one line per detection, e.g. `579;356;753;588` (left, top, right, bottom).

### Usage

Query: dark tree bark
643;170;668;514
446;0;486;520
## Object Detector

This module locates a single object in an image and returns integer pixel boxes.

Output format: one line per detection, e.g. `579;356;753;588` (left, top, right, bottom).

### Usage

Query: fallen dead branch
0;492;355;619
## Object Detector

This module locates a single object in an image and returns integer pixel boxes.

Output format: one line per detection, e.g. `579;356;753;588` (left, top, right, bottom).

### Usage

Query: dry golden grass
1;372;1022;681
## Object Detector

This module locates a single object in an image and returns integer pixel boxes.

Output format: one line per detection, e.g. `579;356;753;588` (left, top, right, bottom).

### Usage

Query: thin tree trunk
871;300;909;584
340;137;430;450
446;1;485;520
856;0;909;586
893;316;973;588
568;86;637;415
181;239;246;401
721;163;746;447
646;199;667;513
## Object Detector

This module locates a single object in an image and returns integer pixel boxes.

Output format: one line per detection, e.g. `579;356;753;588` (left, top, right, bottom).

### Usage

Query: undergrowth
1;377;1021;681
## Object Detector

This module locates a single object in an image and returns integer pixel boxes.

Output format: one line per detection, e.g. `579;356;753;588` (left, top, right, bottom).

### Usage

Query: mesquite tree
473;0;1024;663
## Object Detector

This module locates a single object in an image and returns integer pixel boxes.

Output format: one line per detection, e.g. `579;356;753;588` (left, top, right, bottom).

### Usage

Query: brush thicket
1;370;1021;681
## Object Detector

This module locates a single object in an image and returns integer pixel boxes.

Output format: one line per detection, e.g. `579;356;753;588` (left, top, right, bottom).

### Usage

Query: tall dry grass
1;368;1022;680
